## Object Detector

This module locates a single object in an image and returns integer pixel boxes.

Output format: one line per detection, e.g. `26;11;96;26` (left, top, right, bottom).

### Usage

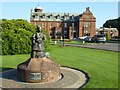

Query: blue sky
1;2;118;28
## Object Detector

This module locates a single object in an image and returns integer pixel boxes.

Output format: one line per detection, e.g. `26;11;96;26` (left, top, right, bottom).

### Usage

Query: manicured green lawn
51;39;97;45
1;45;118;88
51;39;84;45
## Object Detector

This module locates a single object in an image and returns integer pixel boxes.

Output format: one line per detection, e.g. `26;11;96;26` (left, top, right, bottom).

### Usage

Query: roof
30;12;80;21
96;28;118;31
35;6;43;10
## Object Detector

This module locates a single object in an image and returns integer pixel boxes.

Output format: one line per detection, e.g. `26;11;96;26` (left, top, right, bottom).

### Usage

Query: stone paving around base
0;67;88;89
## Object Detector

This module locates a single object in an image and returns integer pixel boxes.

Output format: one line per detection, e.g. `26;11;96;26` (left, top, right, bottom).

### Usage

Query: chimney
86;7;90;12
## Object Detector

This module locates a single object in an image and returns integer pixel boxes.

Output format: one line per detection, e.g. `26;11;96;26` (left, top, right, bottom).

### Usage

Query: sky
1;2;119;28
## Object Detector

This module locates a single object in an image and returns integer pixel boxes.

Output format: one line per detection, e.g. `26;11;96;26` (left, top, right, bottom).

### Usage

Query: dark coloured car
91;34;106;43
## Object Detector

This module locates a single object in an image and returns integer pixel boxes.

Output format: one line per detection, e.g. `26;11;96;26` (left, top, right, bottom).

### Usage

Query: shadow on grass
0;67;18;82
0;67;15;72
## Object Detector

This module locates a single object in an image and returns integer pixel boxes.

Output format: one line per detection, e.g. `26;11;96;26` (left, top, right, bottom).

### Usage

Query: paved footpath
1;67;88;89
65;43;119;52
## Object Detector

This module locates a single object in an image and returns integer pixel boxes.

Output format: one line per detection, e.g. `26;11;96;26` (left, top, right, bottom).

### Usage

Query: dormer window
50;16;52;19
67;16;69;20
64;14;67;20
35;15;39;21
42;14;45;19
50;14;53;20
57;14;60;19
71;15;74;20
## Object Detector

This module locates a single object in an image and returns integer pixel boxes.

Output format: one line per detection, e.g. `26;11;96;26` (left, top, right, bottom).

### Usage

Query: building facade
96;27;118;37
30;6;96;39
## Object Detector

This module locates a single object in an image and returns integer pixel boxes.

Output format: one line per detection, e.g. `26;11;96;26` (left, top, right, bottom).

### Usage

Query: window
61;16;64;19
86;15;90;19
71;15;74;21
57;15;60;19
64;16;67;20
85;22;90;27
35;15;38;20
42;15;45;19
56;30;62;37
64;30;67;38
50;15;53;20
65;23;67;27
50;16;51;19
72;23;74;27
57;23;60;27
85;30;90;36
67;16;69;20
42;22;45;27
50;22;52;27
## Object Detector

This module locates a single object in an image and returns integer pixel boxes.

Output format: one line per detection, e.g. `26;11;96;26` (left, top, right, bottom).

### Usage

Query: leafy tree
103;17;120;36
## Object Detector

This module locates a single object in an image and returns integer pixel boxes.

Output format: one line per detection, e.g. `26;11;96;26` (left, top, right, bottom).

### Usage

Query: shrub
42;29;50;52
1;19;50;55
105;34;111;41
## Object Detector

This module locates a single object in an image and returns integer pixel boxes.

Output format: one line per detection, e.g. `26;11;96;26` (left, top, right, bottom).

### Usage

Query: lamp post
103;26;105;34
63;13;65;46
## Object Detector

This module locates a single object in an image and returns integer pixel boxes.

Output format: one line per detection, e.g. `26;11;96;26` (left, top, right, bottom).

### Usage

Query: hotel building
30;6;96;39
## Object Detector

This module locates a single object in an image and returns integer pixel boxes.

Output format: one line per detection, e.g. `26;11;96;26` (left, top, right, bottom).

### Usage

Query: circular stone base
1;67;89;89
17;57;61;83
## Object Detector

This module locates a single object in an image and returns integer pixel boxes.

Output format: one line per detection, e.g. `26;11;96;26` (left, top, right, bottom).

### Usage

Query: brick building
30;6;96;39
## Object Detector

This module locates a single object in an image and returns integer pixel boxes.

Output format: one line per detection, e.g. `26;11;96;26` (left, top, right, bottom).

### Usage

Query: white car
91;34;106;43
78;36;88;39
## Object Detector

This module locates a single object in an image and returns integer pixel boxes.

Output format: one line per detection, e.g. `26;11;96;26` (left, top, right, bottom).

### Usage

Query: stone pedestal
17;57;61;83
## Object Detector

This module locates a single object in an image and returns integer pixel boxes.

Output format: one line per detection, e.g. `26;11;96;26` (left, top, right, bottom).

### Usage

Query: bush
105;34;111;41
1;19;50;55
42;29;50;52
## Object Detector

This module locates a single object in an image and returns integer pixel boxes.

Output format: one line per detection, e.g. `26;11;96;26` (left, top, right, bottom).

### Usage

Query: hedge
1;19;50;55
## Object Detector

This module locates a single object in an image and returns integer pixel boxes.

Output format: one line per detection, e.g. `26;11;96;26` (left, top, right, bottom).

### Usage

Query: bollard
55;41;57;45
83;41;85;44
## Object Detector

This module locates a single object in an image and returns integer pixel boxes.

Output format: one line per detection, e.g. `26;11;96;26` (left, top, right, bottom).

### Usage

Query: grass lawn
1;45;118;88
51;39;91;45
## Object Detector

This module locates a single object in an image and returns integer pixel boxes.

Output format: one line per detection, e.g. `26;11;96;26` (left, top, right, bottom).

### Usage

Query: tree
103;17;120;36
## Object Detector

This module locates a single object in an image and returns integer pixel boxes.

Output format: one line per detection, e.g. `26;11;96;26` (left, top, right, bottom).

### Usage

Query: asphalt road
65;43;119;52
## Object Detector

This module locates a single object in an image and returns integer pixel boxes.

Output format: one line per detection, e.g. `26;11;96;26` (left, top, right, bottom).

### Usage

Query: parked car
84;36;92;42
78;36;92;42
78;36;88;40
91;34;106;43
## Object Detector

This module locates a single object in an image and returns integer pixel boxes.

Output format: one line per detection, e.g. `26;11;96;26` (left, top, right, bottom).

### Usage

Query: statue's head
36;25;42;33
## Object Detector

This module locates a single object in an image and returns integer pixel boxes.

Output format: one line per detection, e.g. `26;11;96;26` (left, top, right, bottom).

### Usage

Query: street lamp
103;27;105;34
63;13;66;46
